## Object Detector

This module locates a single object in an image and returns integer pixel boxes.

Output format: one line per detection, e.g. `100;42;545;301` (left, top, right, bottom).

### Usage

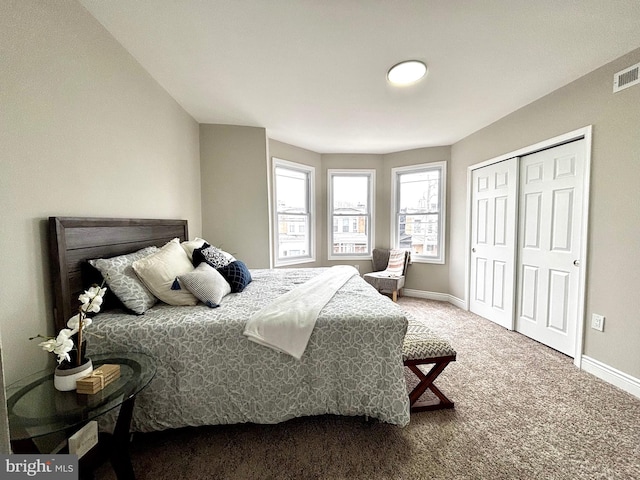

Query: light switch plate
68;420;98;458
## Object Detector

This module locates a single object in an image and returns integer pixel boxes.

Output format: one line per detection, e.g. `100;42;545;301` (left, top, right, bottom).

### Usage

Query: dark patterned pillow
217;260;252;293
192;243;234;269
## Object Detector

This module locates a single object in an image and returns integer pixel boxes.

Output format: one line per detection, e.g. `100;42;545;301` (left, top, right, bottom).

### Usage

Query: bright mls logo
1;455;78;479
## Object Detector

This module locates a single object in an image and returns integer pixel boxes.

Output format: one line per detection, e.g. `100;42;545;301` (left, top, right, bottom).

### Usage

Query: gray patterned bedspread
88;268;410;431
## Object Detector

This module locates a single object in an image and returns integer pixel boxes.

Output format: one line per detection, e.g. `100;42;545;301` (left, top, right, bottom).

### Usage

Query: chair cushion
363;272;405;292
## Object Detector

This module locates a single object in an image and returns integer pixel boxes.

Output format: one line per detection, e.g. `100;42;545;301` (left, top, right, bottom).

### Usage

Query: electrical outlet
591;313;605;332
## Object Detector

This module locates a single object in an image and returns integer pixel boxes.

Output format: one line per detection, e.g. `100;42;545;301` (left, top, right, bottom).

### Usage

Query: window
272;158;315;266
328;170;375;259
391;161;446;264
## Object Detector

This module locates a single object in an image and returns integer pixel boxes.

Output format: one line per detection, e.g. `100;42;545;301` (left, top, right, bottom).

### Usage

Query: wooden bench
403;322;456;412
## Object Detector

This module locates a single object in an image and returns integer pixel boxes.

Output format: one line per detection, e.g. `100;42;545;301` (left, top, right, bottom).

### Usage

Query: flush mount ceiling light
387;60;428;86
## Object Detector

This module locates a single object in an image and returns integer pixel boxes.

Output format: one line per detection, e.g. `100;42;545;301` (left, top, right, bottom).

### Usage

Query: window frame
272;158;316;267
327;169;376;261
391;161;447;264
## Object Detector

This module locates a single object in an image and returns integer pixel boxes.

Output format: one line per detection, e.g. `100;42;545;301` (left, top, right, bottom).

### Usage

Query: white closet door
469;158;518;329
516;140;585;357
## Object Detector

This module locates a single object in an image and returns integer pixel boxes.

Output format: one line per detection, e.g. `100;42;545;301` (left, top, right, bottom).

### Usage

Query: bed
48;217;411;432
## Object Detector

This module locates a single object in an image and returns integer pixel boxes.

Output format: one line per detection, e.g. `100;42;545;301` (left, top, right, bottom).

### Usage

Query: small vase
54;359;93;392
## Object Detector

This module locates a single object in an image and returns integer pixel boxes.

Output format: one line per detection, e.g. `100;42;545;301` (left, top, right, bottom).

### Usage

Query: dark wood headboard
49;217;189;332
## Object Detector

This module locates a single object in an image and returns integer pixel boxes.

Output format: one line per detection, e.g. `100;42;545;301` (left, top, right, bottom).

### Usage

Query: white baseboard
447;295;466;310
403;289;466;310
581;356;640;400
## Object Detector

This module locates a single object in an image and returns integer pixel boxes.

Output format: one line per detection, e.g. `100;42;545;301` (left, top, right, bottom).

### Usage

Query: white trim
266;147;274;269
327;169;376;261
464;126;592;367
574;126;592;369
467;126;592;172
272;157;316;267
463;170;472;312
391;161;447;264
581;356;640;400
403;289;465;309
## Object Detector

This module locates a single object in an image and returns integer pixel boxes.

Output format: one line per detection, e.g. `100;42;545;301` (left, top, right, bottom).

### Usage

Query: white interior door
516;140;585;357
469;158;518;329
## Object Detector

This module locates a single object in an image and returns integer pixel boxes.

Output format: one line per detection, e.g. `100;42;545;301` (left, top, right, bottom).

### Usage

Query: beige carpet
97;298;640;479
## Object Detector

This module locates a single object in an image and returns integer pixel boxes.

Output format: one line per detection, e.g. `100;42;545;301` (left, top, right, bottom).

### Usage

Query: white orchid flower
78;292;90;304
67;314;92;331
79;286;106;313
56;351;71;364
79;286;107;302
85;297;103;313
38;330;75;364
57;328;76;339
54;338;74;364
67;314;81;330
56;331;76;363
38;338;57;353
34;282;107;366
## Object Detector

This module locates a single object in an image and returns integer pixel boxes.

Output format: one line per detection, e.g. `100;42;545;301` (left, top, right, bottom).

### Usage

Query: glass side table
7;352;156;480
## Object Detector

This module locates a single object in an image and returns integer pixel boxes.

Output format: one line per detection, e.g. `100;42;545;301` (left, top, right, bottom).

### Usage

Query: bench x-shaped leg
405;355;456;412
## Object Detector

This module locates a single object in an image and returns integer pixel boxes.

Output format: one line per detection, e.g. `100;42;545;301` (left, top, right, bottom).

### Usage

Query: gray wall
0;0;202;384
450;47;640;378
200;124;270;268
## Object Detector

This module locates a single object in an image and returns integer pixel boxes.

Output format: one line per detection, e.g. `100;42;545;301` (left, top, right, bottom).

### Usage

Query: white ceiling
79;0;640;154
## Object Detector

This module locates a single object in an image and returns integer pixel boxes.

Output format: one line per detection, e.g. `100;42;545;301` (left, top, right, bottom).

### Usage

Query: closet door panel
516;140;585;357
469;158;518;329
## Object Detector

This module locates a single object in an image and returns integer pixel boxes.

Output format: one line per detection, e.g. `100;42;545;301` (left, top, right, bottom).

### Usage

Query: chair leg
392;290;398;302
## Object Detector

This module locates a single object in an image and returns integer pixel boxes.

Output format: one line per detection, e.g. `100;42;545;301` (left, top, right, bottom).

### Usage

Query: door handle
472;247;476;253
573;260;580;267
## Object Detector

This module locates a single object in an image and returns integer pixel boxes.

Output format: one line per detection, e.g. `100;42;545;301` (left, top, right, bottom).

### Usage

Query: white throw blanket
243;265;358;359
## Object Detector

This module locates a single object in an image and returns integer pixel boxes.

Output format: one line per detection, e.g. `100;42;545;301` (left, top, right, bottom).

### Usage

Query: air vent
613;62;640;93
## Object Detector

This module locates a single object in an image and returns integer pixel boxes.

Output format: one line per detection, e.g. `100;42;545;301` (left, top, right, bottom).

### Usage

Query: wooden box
76;364;120;394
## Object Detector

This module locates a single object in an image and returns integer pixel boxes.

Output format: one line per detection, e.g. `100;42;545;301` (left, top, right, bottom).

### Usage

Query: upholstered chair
363;248;411;302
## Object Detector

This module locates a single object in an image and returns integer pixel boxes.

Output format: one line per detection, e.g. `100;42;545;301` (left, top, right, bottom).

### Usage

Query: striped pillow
177;262;231;308
385;249;406;276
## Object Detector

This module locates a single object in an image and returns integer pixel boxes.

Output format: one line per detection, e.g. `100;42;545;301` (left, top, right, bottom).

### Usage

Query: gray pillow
89;246;159;314
177;262;231;308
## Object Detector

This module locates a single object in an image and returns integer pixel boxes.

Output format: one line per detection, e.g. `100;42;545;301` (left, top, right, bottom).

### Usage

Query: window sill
409;256;445;265
327;255;372;262
274;257;316;268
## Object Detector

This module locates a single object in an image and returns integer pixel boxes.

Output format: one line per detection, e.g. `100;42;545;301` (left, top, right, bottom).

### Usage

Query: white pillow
132;238;198;306
181;237;207;261
177;262;231;307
